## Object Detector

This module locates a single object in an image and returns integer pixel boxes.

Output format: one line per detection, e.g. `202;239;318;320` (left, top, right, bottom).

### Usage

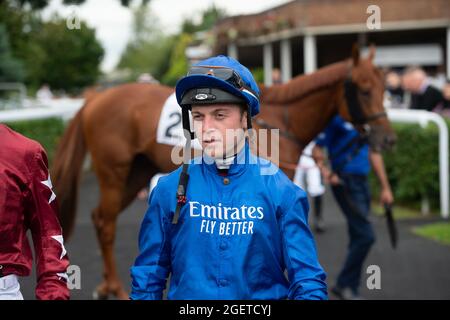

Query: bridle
343;77;387;125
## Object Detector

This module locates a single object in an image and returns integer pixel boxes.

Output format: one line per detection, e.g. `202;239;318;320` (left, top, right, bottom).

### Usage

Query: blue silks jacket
130;142;327;300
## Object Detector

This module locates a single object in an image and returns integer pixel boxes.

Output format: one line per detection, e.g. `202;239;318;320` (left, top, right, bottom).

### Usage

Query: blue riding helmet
175;55;260;117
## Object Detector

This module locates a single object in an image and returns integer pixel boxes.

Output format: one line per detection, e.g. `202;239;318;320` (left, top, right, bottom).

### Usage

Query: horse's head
339;44;397;151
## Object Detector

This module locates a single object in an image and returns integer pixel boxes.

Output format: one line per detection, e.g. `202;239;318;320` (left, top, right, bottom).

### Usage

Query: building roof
213;0;450;47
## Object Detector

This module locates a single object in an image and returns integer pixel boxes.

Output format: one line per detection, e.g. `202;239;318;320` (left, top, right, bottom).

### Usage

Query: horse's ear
368;43;376;61
351;43;360;66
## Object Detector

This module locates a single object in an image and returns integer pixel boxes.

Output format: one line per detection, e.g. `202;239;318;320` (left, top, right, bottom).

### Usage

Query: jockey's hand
380;187;394;207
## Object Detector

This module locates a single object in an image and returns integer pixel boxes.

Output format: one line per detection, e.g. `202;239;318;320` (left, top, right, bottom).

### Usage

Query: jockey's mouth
203;138;221;145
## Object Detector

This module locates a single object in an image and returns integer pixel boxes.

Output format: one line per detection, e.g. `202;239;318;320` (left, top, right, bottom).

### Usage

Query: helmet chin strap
246;105;252;129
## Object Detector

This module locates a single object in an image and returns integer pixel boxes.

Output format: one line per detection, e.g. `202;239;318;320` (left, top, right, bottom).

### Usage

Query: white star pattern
51;235;67;260
57;272;68;282
41;174;56;204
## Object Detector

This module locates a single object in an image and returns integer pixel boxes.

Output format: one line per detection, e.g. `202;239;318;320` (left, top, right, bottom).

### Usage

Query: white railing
387;109;449;219
0;98;84;123
0;82;27;102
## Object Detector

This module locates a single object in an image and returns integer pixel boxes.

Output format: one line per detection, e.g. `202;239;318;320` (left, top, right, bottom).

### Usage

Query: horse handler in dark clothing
312;115;394;300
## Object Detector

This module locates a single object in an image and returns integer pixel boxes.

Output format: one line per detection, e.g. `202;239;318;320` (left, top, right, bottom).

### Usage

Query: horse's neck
289;81;343;146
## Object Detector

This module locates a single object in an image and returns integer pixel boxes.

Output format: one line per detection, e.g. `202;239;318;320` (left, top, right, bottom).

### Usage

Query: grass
412;222;450;246
373;202;450;246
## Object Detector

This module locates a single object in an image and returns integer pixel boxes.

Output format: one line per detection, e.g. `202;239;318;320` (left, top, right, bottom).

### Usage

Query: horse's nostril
385;135;397;148
392;135;397;144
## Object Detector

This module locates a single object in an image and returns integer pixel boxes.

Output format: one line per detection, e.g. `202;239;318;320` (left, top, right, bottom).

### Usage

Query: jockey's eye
192;114;204;121
215;113;226;120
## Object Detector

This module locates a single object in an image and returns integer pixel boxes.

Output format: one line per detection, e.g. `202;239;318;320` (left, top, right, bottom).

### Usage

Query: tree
181;5;226;34
163;5;227;86
161;33;192;86
0;24;25;82
33;17;104;93
117;3;228;85
0;7;48;90
117;3;175;82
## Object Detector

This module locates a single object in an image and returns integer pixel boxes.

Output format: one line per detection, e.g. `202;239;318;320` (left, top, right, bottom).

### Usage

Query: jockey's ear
241;110;248;130
351;43;360;66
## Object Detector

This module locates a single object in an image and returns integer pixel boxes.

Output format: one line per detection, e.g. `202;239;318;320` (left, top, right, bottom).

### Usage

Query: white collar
215;155;236;169
211;136;246;170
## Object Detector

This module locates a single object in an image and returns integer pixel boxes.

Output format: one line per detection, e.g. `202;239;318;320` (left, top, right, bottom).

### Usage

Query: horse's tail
51;107;87;240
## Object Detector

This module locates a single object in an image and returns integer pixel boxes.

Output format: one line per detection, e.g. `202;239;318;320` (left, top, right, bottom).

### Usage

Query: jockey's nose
202;115;215;133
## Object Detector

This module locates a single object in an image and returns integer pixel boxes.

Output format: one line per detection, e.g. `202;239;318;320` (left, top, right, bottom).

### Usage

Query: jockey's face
191;103;247;159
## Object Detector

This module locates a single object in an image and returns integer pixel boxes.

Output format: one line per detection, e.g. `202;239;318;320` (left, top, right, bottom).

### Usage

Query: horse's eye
359;89;371;97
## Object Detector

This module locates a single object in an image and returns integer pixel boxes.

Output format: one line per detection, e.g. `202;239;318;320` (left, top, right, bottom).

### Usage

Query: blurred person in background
36;84;54;102
384;69;404;108
293;142;326;233
137;73;159;84
402;66;444;111
432;79;450;117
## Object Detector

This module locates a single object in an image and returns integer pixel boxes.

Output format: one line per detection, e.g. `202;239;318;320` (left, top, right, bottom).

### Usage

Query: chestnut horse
52;46;395;299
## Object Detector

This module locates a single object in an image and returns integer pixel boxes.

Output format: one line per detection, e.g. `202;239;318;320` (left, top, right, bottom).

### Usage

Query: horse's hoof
92;289;109;300
116;291;130;300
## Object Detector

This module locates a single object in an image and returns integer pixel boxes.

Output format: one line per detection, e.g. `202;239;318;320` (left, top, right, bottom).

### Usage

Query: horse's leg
92;154;159;300
91;183;128;300
121;153;160;207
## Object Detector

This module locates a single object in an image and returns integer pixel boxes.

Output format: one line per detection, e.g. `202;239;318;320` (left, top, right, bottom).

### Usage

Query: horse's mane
260;60;350;104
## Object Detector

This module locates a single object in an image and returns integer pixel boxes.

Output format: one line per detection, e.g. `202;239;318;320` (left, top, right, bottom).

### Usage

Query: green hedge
370;119;450;212
4;117;66;165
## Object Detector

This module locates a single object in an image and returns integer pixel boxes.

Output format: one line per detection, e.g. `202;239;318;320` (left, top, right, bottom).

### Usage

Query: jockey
130;55;327;300
0;124;69;300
